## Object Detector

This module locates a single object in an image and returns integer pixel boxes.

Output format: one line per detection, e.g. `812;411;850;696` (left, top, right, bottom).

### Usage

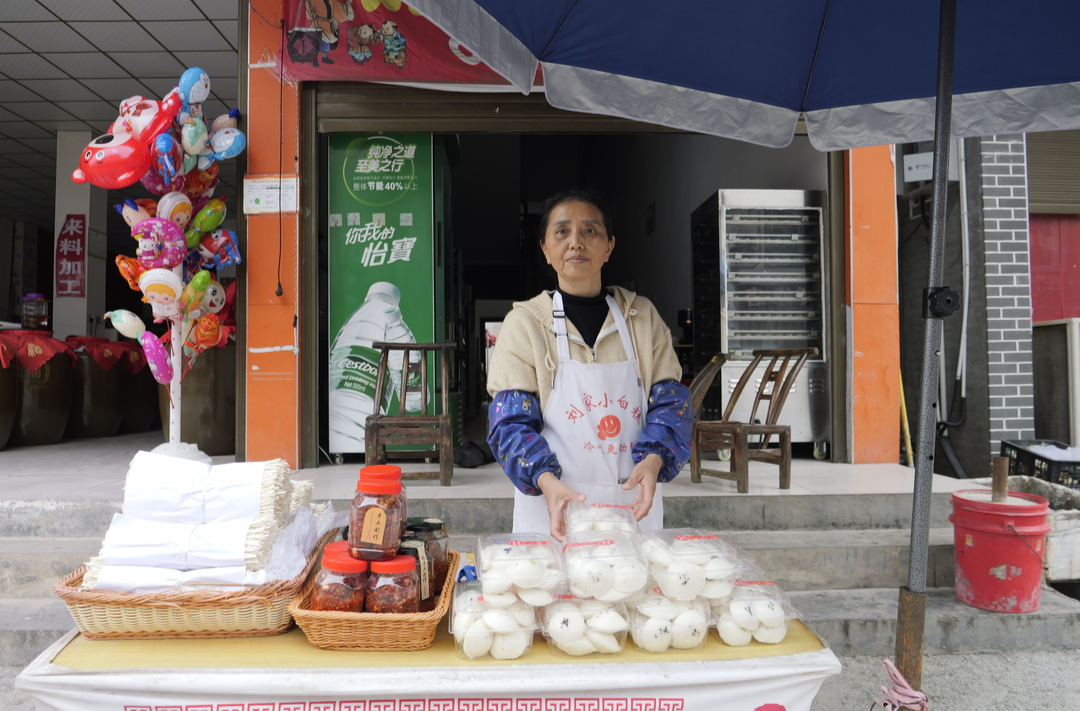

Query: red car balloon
71;132;152;190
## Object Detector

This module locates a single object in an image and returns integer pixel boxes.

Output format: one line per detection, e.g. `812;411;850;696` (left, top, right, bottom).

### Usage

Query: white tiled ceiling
0;0;239;247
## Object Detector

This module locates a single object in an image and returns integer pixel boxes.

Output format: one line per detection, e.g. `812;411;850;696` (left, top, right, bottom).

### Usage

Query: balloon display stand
155;320;210;464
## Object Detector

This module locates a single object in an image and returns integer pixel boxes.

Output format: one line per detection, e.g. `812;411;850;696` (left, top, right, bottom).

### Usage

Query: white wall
584;134;828;328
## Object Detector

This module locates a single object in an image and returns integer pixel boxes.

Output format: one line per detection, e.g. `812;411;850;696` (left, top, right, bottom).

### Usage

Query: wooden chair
364;342;456;486
689;348;818;492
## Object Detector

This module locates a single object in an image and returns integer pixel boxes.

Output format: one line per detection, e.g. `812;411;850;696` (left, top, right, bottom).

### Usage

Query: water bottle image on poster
327;134;434;453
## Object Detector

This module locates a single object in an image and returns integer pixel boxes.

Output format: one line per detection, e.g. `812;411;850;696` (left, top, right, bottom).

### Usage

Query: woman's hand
622;453;663;521
536;471;586;542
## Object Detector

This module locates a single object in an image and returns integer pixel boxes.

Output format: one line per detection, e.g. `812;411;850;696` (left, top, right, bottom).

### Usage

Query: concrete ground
3;432;1078;710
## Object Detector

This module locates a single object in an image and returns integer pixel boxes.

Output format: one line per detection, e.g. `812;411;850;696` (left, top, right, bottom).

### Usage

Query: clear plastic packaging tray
450;582;538;660
475;533;564;607
564;501;640;535
638;528;748;601
540;596;630;657
627;589;712;653
562;530;649;601
713;566;798;646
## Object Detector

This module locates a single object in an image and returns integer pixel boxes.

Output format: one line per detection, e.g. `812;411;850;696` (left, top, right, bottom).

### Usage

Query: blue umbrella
408;0;1080;697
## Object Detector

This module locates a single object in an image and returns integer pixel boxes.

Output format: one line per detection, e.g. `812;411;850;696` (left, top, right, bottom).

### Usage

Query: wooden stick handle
992;455;1009;503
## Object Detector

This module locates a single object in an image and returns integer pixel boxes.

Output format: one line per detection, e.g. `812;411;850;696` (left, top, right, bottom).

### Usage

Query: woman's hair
537;188;615;244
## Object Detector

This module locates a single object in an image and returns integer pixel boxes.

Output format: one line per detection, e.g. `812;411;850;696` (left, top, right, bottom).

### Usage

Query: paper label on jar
401;540;431;599
360;508;387;545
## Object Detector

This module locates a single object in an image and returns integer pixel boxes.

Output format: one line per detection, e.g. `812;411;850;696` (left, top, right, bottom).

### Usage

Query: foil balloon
103;309;146;339
196;128;246;171
197;228;241;270
115;198;153;230
182;164;218;212
110;92;182;141
180;249;203;284
202;280;227;314
138;268;184;323
114;255;147;292
133;218;186;269
140;331;173;385
147;132;185;190
210;108;240;134
181;115;209;174
73;90;181;190
184;313;223;360
177;67;211;117
156;192;192;231
184;198;227;249
179;270;211;314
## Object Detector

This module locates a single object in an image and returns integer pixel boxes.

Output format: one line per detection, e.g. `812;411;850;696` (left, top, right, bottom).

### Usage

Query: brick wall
980;134;1035;455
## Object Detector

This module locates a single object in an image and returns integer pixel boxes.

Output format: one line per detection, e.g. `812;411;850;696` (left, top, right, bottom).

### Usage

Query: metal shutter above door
316;82;684;134
1027;130;1080;214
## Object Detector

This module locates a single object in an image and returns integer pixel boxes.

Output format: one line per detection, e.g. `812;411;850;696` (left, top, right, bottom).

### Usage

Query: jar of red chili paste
358;463;406;534
310;550;368;613
366;555;419;614
349;479;405;561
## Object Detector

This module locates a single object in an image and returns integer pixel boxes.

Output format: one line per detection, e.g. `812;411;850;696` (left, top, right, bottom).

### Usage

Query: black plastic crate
1000;439;1080;490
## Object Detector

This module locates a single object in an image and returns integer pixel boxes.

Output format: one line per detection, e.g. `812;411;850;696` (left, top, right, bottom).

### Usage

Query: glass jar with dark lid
401;517;449;605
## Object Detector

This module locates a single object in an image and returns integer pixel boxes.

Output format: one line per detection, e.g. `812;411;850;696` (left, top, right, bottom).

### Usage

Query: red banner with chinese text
56;215;87;298
280;0;542;88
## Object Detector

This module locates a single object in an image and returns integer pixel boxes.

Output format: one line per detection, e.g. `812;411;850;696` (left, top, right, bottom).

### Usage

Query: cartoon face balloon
74;89;181;190
202;281;227;314
178;68;211;111
73;133;152;190
196;128;246;171
156;192;192;231
116;198;153;229
110;94;180;142
139;268;184;323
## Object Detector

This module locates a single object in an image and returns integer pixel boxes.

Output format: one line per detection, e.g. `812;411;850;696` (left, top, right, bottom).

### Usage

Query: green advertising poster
327;134;435;453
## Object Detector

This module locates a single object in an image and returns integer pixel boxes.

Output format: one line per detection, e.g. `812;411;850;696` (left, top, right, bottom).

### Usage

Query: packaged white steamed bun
714;567;797;647
563;501;641;535
562;530;649;602
637;528;747;602
541;596;630;656
627;587;712;653
476;533;565;607
451;582;539;660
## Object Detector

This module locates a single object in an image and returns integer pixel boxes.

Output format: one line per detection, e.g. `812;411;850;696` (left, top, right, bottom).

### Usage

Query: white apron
514;292;664;534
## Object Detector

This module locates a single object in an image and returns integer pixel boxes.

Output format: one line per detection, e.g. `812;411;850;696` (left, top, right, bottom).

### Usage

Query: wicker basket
53;530;335;640
290;550;459;651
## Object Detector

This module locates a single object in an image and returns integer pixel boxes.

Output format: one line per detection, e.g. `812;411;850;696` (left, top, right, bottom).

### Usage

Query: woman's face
541;200;614;296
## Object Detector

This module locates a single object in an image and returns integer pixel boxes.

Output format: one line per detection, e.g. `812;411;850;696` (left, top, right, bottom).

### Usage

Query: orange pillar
846;146;900;463
244;2;302;465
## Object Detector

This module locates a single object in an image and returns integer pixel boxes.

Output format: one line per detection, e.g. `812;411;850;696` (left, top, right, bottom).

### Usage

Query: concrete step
0;490;957;538
0;538;99;598
720;528;956;591
793;586;1080;656
0;599;74;666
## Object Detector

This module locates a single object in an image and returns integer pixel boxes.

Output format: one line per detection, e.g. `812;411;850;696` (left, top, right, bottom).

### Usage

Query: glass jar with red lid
349;478;405;561
366;554;419;614
310;549;369;612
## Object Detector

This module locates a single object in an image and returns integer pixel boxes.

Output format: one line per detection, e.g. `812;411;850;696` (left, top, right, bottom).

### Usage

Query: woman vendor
487;190;693;540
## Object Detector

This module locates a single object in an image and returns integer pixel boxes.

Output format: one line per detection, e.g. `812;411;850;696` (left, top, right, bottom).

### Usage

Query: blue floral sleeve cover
488;380;692;494
487;390;561;496
632;380;693;483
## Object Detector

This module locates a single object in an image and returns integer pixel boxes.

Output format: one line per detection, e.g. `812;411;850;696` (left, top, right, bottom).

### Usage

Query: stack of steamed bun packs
451;515;797;660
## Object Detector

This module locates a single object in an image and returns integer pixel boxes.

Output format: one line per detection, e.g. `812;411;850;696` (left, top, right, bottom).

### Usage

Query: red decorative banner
280;0;542;88
56;214;87;298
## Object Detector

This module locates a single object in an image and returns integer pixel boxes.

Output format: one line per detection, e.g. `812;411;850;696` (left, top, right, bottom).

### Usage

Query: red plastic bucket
950;489;1050;613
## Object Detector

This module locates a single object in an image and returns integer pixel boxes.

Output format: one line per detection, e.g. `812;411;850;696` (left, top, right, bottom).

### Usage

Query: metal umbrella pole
895;0;961;691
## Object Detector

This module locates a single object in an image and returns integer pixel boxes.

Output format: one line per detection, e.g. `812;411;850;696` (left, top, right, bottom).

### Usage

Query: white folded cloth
82;564;247;594
98;514;255;570
123;451;292;526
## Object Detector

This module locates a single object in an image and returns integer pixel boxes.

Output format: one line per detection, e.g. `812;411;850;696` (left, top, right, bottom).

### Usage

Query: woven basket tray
53;530;336;640
290;550;459;651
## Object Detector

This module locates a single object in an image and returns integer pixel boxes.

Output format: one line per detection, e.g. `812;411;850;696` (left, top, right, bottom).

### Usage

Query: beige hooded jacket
486;286;682;409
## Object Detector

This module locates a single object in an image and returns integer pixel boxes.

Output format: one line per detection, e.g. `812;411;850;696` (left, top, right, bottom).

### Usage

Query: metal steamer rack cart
692;190;831;460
